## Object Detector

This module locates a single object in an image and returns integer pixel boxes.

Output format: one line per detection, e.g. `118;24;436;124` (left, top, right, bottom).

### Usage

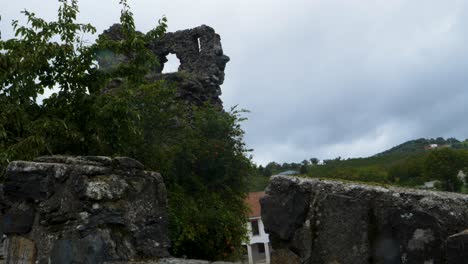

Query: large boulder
2;156;169;264
261;176;468;264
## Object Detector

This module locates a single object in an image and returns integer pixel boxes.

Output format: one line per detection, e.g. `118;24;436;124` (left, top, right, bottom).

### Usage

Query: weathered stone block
446;230;468;264
270;249;300;264
2;210;34;235
50;234;110;264
309;191;372;263
5;236;36;264
2;156;169;264
3;161;58;201
261;176;468;264
260;178;310;241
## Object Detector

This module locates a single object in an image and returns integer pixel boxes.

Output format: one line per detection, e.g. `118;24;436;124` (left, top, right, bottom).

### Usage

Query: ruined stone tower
98;24;230;107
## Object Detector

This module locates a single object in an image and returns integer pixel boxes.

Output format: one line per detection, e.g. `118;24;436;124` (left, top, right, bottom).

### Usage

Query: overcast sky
2;0;468;165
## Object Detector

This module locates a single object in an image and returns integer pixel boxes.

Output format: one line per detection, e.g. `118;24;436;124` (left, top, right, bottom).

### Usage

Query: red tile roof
245;192;265;218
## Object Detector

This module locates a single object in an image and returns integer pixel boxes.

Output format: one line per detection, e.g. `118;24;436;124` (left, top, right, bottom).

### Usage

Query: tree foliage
425;148;467;192
0;0;253;260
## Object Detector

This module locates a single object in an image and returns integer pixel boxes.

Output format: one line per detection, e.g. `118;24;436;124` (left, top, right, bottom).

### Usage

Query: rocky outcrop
98;24;229;107
1;156;169;264
261;176;468;264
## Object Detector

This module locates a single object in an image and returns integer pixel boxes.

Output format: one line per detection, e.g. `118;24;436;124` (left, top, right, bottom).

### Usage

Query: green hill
252;137;468;193
375;137;466;157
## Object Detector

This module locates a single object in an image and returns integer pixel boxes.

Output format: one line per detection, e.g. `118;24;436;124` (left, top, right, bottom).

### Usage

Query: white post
247;244;254;264
264;242;270;264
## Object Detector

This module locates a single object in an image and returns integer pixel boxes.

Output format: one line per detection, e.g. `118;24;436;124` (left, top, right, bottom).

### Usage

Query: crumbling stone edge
261;175;468;264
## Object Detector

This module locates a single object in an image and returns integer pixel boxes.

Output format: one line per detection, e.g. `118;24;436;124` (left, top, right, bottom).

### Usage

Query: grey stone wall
98;25;229;107
261;176;468;264
1;156;169;264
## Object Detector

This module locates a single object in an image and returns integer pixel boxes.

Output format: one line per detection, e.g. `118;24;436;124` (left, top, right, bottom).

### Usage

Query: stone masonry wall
1;156;169;264
261;175;468;264
98;25;229;107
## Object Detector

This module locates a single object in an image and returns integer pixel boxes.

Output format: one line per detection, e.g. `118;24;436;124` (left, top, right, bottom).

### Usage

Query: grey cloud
2;0;468;165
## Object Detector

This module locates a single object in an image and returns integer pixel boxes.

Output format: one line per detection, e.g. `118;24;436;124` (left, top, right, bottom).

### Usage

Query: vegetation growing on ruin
0;0;253;260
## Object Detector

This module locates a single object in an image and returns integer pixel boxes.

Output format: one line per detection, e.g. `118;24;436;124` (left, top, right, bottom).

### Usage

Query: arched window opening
162;53;180;73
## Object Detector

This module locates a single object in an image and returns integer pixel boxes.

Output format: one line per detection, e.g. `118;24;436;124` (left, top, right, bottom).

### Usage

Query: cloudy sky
2;0;468;165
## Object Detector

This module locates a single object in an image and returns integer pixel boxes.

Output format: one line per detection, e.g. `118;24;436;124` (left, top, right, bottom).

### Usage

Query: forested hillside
252;137;468;193
375;137;468;156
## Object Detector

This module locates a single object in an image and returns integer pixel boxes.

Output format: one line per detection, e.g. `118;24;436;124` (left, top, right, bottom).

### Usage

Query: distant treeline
252;137;468;193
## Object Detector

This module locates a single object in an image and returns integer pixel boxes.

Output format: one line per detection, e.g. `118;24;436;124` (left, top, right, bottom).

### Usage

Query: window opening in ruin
197;37;202;52
251;219;260;236
162;53;180;73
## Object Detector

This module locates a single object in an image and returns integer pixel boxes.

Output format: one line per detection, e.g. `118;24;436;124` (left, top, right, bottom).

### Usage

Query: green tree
263;166;273;177
257;165;264;174
264;161;280;175
310;158;319;165
388;154;425;186
0;0;97;171
425;148;466;192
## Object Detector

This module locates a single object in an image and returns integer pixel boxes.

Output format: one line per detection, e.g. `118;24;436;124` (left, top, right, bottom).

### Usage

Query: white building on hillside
243;192;271;264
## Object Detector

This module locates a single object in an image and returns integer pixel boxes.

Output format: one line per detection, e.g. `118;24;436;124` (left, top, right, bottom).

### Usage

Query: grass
247;174;271;192
462;186;468;194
